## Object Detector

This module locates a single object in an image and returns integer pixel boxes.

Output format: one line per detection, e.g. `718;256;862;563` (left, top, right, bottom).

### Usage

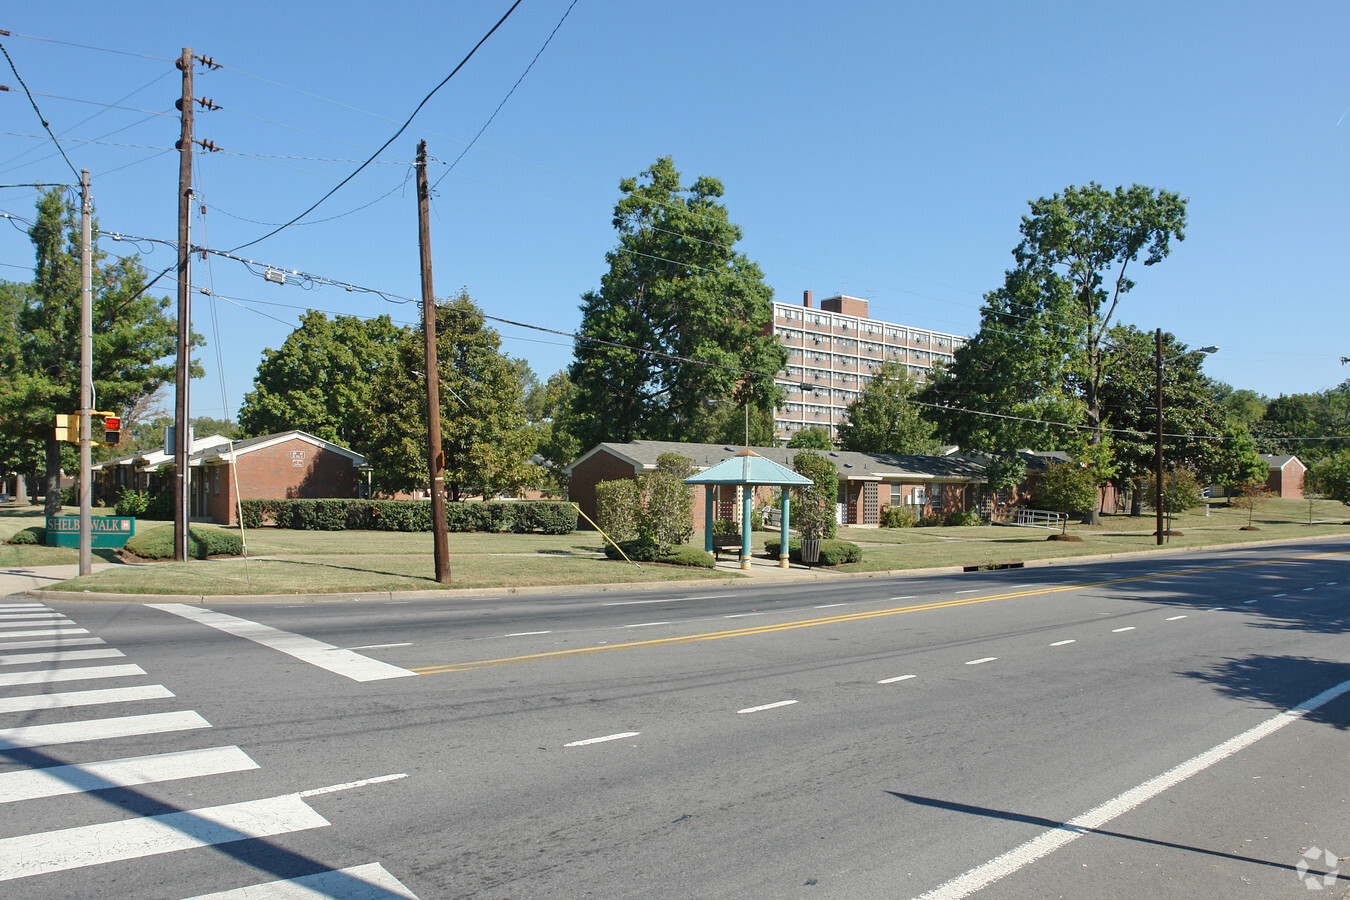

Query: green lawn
11;496;1350;596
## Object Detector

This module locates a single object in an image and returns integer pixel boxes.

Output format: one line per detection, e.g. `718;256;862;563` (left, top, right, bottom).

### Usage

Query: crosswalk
0;600;419;898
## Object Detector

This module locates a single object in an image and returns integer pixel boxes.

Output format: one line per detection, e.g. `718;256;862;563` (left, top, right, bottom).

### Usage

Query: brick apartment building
771;291;965;442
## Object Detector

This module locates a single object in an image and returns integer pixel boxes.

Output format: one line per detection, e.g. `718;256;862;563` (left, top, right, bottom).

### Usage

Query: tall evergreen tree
567;157;786;449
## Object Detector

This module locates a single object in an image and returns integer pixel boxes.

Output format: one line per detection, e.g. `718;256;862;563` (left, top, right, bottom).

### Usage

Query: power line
3;30;173;62
431;0;579;190
227;0;526;254
0;37;80;181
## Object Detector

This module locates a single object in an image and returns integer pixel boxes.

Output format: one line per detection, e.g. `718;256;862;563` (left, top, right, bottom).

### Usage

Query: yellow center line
412;550;1347;675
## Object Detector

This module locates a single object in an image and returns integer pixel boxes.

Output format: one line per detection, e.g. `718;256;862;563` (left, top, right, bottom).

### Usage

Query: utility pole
78;169;92;576
416;140;450;584
1155;328;1164;546
173;48;193;562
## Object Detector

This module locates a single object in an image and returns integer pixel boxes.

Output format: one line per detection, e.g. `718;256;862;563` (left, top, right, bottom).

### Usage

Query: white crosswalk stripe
0;793;331;881
0;607;418;897
180;863;420;899
0;683;174;714
0;645;117;663
0;746;259;804
0;663;146;687
0;709;211;749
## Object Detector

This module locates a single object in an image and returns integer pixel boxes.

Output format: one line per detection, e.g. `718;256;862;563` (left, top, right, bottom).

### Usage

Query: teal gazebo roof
684;450;813;487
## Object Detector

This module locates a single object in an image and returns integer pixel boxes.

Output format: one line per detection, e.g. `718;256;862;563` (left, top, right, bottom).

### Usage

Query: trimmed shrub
880;506;916;528
237;498;576;535
661;546;716;569
114;490;151;517
602;539;715;568
124;524;243;560
943;509;980;527
595;480;640;542
7;526;44;545
764;537;861;566
532;502;578;535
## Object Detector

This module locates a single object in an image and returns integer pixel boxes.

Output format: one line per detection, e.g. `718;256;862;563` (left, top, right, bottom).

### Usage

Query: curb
27;531;1350;605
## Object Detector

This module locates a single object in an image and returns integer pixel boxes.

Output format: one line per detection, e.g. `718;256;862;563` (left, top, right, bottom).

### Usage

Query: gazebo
684;450;813;570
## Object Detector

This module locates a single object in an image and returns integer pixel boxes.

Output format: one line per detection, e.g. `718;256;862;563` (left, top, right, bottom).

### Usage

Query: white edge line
737;700;798;714
564;732;639;747
297;773;408;798
912;677;1350;900
878;675;917;684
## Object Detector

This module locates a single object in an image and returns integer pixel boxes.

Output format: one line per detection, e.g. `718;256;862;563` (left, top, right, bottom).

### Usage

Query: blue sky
2;1;1346;420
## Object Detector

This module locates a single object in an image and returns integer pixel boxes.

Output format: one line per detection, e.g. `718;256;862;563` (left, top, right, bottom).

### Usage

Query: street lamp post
1155;329;1218;545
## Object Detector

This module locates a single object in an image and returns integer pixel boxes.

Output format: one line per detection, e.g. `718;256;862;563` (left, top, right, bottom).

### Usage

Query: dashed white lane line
0;646;118;665
505;632;551;637
1302;587;1316;591
0;793;330;881
0;664;145;687
623;622;670;628
1049;640;1076;647
602;597;691;606
1166;615;1187;621
1208;607;1224;612
0;746;259;804
965;657;997;666
565;732;639;747
148;604;416;683
182;862;420;899
815;603;847;609
1112;627;1136;633
913;676;1350;900
955;590;979;595
738;700;798;714
298;773;408;797
724;613;762;618
891;596;915;601
1325;582;1338;586
1243;599;1259;604
0;710;210;751
1272;593;1287;598
0;684;173;715
346;642;413;651
878;675;917;685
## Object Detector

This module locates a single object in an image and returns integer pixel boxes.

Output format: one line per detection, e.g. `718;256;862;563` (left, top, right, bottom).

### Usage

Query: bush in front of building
237;499;577;535
7;526;44;545
764;536;861;566
114;490;151;517
124;525;243;559
880;506;917;528
601;539;715;568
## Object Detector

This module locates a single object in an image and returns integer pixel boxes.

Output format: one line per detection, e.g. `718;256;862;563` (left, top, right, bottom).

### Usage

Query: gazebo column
704;486;715;554
779;491;790;569
740;486;752;570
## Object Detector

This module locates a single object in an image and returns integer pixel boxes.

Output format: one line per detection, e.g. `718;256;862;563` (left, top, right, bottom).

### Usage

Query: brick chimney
803;290;813;308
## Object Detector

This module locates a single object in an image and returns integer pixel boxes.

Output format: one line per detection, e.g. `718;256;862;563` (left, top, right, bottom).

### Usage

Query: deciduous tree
838;361;938;454
567;157;786;448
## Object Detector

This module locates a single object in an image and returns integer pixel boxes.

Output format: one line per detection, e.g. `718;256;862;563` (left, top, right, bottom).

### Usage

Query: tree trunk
1081;509;1101;526
13;473;28;505
1130;481;1143;517
43;437;63;516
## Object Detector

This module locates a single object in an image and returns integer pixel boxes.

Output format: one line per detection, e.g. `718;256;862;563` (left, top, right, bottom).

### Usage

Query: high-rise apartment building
770;291;965;442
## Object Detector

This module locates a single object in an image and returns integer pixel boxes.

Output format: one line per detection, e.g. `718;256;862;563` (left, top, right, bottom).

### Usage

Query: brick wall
568;450;642;529
205;438;358;525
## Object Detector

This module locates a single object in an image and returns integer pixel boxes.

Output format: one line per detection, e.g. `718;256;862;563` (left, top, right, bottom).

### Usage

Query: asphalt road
3;539;1348;898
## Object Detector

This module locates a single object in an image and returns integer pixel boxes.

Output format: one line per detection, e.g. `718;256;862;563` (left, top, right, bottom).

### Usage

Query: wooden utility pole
416;140;450;584
1155;328;1165;546
78;169;92;576
173;48;193;562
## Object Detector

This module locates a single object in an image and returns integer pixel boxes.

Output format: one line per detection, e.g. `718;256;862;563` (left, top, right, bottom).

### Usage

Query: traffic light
103;416;121;445
54;414;80;443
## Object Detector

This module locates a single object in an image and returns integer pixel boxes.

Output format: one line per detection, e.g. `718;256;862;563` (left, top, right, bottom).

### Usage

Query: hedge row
238;499;577;535
764;536;862;566
124;525;244;560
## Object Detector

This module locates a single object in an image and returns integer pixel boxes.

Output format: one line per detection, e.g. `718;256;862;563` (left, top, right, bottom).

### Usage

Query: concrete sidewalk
0;564;118;599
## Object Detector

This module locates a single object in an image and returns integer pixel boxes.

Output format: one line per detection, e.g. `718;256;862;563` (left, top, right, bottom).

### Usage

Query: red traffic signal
103;416;121;445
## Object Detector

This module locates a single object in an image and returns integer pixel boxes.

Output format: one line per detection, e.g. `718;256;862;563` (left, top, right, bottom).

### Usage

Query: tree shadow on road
1179;654;1350;730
